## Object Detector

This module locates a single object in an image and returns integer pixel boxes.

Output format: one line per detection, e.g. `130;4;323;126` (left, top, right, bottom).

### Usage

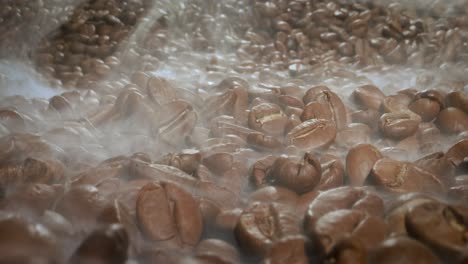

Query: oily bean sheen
286;119;337;150
136;181;203;247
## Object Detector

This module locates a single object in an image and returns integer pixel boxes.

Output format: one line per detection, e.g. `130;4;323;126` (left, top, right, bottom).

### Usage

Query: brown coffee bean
0;215;58;260
55;185;108;231
446;139;468;169
385;193;438;236
136;181;202;247
346;144;383;186
196;239;240;264
158;149;201;176
315;155;344;191
369;158;445;194
414;152;454;187
436;107;468;134
263;235;309;264
369;237;440;264
22;157;64;184
352;84;385;110
324;236;368;264
267;153;322;194
406;202;468;259
302;87;347;129
379;112;420;139
202;152;233;175
70;224;129;264
248;103;288;136
446;91;468;113
409;98;441;122
250;155;278;189
308;209;387;254
286;119;337;150
304;187;384;230
235;202;300;257
246;132;283;152
250;186;298;205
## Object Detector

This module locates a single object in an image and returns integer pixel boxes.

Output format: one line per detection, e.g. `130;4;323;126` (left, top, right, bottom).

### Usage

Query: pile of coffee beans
0;0;467;263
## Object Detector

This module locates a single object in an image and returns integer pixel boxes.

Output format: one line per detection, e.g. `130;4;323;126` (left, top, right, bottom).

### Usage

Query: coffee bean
445;91;468;113
308;209;387;254
267;153;322;194
304;187;384;231
263;235;309;263
436;107;468;134
235;202;300;257
370;237;440;264
379;112;420;139
248;103;288;136
406;202;468;259
315;155;344;191
369;158;445;194
70;224;129;264
136;181;203;247
286;119;337;150
353;84;385;110
324;236;367;264
346;144;383;186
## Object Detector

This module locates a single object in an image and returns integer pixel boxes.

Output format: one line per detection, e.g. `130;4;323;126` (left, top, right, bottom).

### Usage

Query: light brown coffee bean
286;119;337;150
352;84;385;110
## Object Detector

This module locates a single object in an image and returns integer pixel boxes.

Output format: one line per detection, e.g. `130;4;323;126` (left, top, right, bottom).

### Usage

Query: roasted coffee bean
263;235;309;264
248;102;288;136
352;84;385;110
136;181;202;247
414;152;454;186
369;237;440;264
436;107;468;134
379;112;420;139
195;239;240;264
158;149;201;176
409;98;441;122
250;186;298;205
286;119;337;150
308;209;387;254
0;215;59;261
385;193;438;236
55;185;108;231
346;144;383;186
369;158;445;194
267;153;322;194
324;236;368;264
406;202;468;259
304;187;384;230
446;91;468;113
302;87;347;129
315;155;344;191
235;202;300;257
246;132;283;152
202;152;234;175
70;224;129;264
